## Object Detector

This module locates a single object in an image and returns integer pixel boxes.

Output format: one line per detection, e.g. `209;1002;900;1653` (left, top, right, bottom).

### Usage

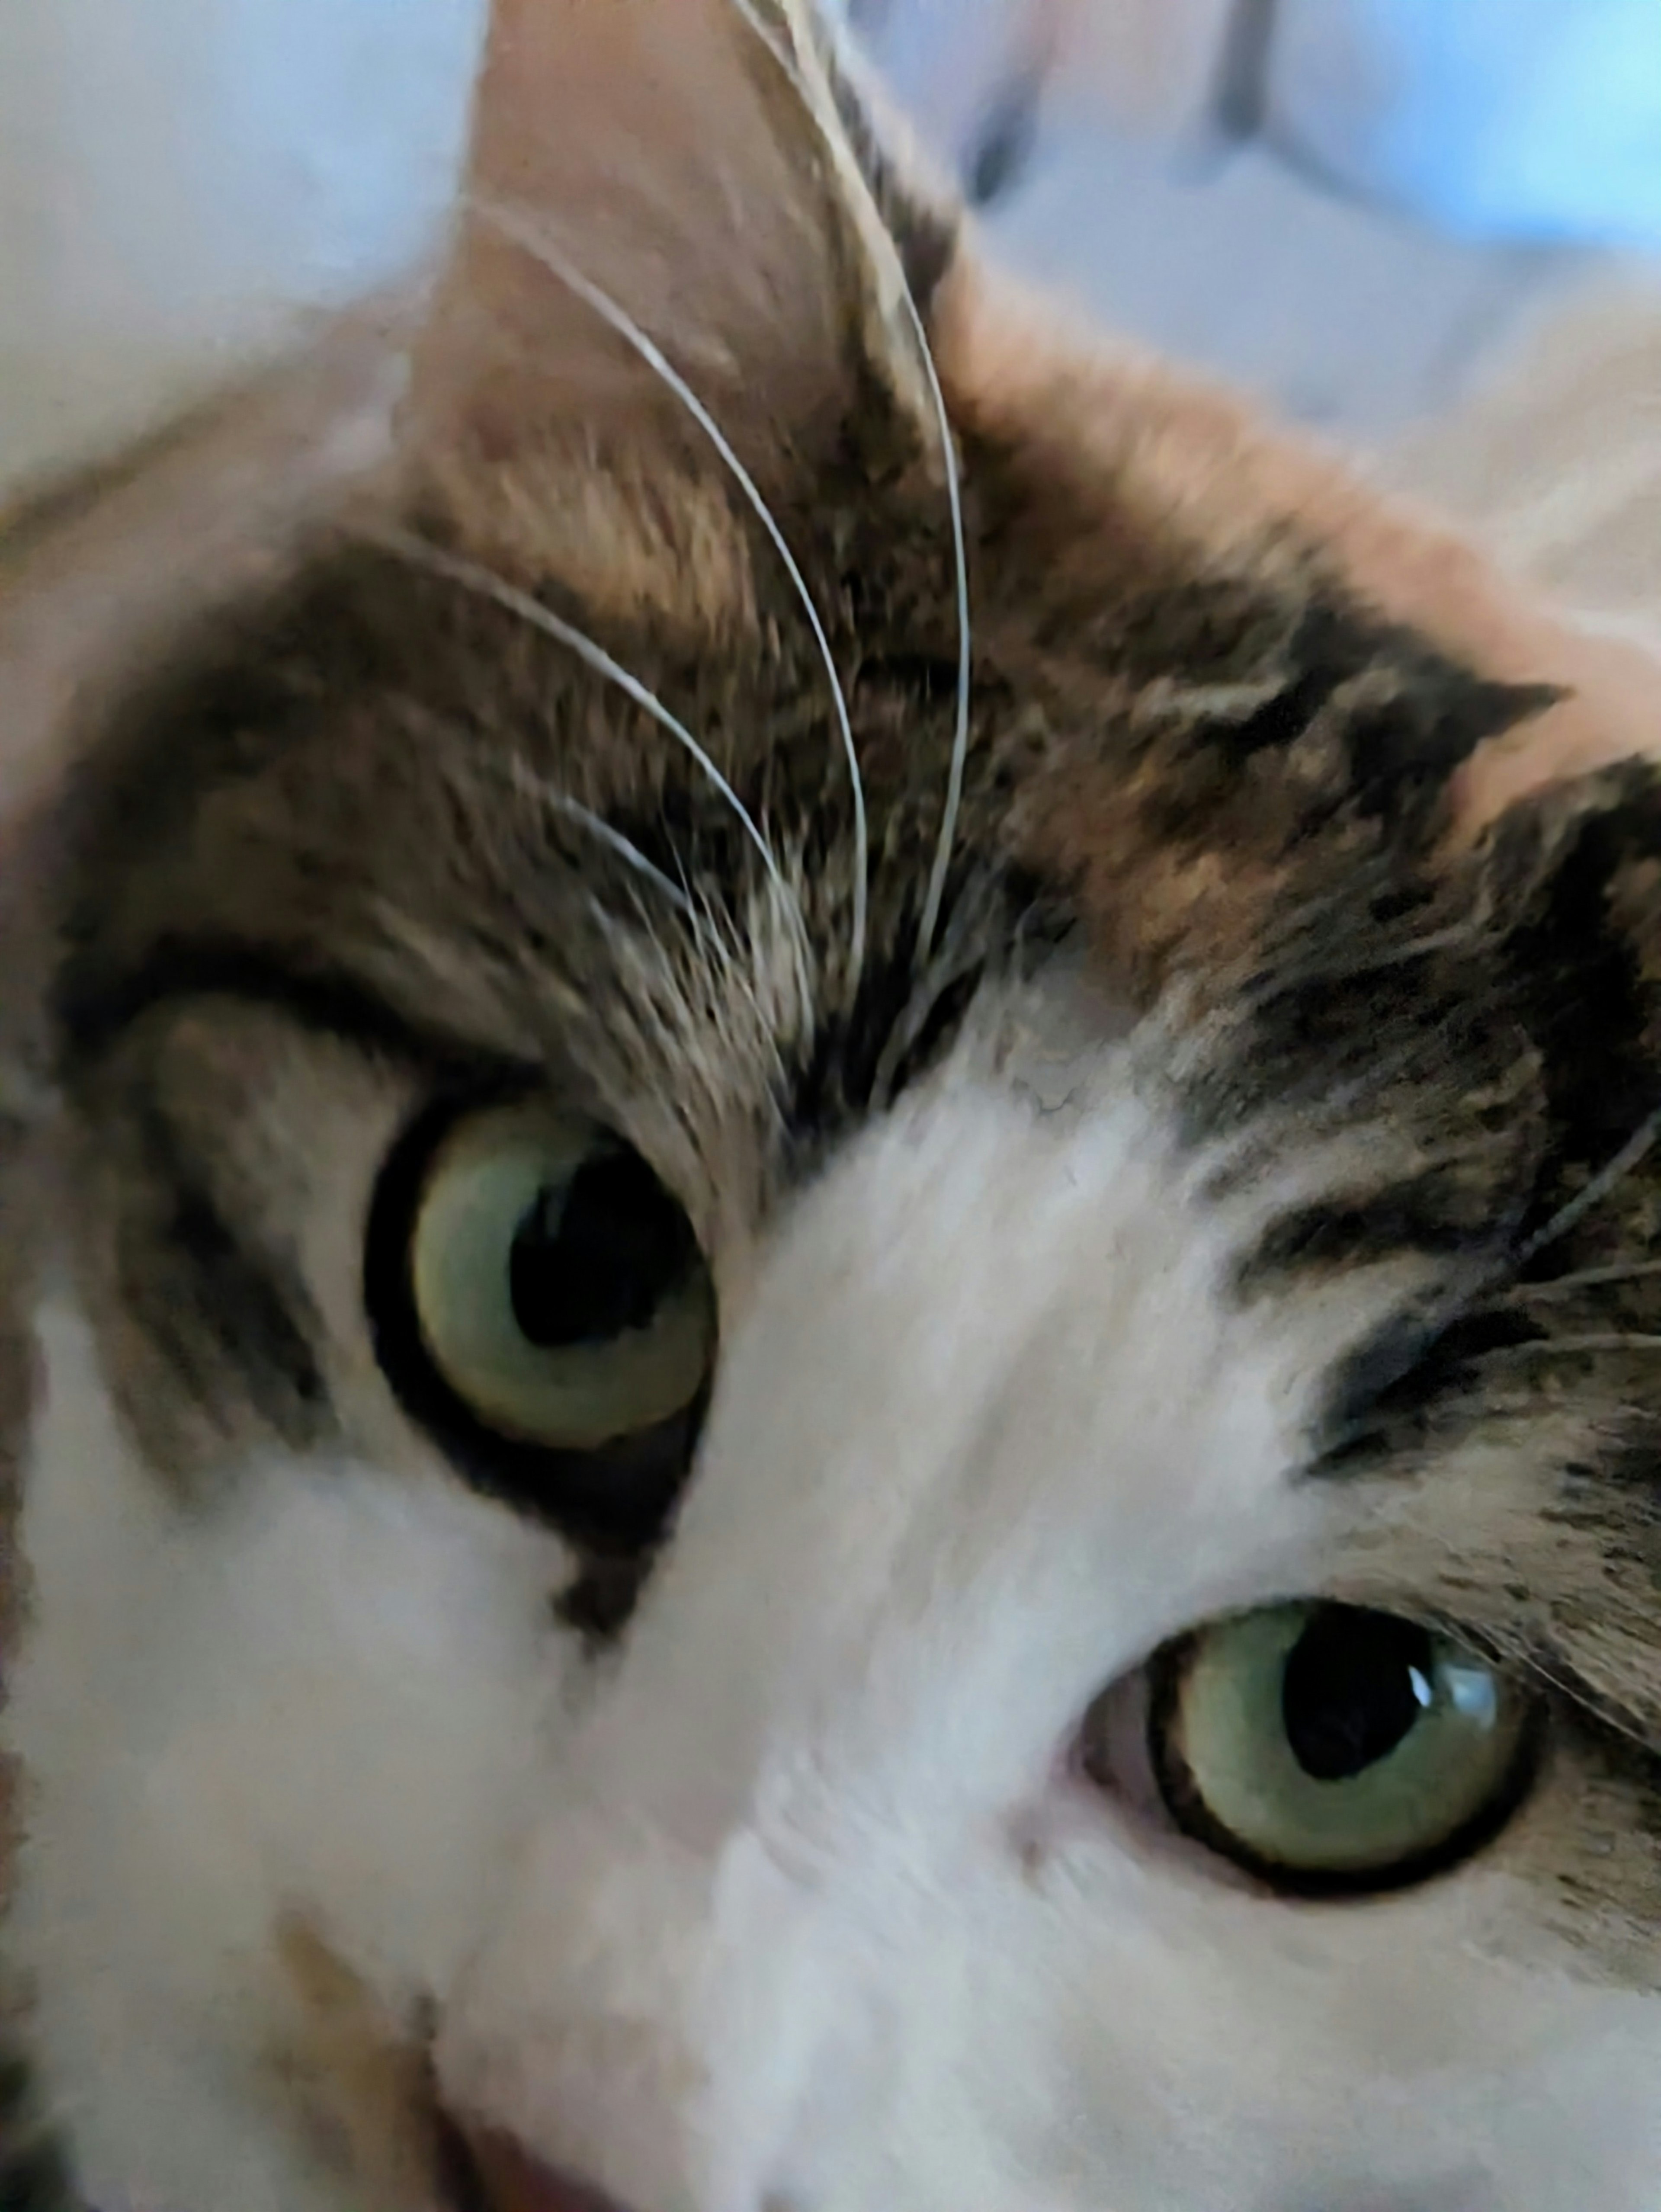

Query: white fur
9;1311;569;2211
10;1045;1661;2211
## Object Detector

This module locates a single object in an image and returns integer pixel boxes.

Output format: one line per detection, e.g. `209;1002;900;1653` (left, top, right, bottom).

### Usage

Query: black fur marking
1317;1309;1453;1448
1494;795;1661;1260
1207;603;1363;760
783;869;1054;1148
1340;675;1555;831
1198;601;1558;840
56;937;507;1087
1236;1173;1501;1298
554;1552;658;1647
122;1095;330;1446
1315;1305;1546;1468
1220;655;1340;763
49;577;341;943
1174;869;1464;1152
1256;767;1661;1480
785;921;968;1143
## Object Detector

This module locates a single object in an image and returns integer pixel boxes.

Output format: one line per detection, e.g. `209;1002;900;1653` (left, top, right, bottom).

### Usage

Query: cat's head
8;4;1661;2209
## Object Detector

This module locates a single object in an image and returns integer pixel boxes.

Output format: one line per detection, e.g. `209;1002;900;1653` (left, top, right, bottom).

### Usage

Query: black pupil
1280;1608;1434;1782
509;1149;696;1349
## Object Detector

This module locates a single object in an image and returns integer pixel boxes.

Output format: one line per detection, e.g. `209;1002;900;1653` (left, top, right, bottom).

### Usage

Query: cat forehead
40;346;1557;1114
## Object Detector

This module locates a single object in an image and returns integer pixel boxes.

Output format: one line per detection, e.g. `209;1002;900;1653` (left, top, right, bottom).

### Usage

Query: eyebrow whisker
1513;1099;1661;1272
1480;1333;1661;1358
1504;1260;1661;1302
366;525;801;946
469;193;868;983
722;0;974;973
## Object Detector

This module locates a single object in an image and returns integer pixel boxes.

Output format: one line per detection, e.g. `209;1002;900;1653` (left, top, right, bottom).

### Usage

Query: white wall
0;0;484;503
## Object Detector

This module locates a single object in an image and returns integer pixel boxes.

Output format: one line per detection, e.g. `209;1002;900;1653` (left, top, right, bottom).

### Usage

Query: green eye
1148;1603;1539;1893
366;1096;717;1547
406;1102;715;1451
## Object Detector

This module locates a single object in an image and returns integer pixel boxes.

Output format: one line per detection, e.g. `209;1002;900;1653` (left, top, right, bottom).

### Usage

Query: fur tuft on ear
407;0;958;478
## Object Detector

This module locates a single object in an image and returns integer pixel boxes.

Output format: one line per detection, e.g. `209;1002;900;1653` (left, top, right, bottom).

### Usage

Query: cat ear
407;0;957;476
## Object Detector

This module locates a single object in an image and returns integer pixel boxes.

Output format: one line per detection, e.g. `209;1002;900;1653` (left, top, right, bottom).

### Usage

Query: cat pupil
508;1149;695;1348
1280;1609;1435;1782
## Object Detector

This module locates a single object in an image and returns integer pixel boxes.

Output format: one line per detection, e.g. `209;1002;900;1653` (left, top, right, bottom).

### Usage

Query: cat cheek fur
4;1305;567;2212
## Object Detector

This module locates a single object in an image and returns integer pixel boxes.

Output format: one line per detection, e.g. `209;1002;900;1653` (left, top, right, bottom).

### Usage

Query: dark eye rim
1144;1606;1549;1901
363;1083;715;1555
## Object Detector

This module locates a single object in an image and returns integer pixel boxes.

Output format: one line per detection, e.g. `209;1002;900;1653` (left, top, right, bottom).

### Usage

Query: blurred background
3;0;1660;574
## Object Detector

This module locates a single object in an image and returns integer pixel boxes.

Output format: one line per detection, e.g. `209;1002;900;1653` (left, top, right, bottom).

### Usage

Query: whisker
1372;1100;1661;1390
1482;1334;1661;1359
724;0;974;971
1247;923;1481;1004
1513;1098;1661;1272
390;692;698;922
368;525;796;923
1494;1642;1656;1756
1505;1260;1661;1303
496;760;697;919
903;278;973;972
469;194;867;981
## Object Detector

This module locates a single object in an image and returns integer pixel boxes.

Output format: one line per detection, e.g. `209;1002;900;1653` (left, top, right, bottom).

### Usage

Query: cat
6;1;1661;2207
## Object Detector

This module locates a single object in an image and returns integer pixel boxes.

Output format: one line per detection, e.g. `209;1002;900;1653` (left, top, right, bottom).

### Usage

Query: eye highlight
366;1095;716;1549
1090;1603;1542;1896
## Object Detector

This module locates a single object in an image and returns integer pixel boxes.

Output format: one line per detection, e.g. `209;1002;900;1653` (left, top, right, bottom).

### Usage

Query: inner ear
408;0;957;474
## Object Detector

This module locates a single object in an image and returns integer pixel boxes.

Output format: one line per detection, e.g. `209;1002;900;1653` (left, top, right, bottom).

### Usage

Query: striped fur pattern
6;1;1661;2207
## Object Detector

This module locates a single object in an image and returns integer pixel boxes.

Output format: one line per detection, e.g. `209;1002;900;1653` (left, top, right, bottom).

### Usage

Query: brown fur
9;0;1661;2194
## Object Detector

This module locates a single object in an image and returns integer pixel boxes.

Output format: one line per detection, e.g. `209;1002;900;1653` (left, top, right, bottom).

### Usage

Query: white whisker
1484;1334;1661;1358
368;525;795;921
900;285;972;970
724;0;974;971
1514;1098;1661;1271
1506;1259;1661;1302
1252;923;1482;999
470;194;868;981
391;692;698;919
498;760;697;918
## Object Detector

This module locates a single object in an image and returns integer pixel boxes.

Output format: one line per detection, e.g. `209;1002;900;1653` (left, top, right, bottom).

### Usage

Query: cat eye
1106;1602;1542;1895
365;1096;716;1549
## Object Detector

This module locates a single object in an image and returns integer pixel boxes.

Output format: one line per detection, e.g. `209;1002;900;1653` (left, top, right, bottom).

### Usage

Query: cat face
8;4;1661;2209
